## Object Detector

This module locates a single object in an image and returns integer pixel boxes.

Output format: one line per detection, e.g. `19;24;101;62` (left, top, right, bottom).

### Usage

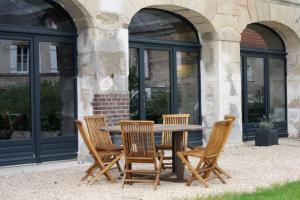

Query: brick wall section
92;94;130;125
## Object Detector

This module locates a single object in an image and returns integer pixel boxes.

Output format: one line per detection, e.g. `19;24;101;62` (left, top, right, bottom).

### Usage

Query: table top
100;124;204;133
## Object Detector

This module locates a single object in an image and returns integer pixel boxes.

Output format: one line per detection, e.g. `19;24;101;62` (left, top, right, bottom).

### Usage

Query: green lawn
191;180;300;200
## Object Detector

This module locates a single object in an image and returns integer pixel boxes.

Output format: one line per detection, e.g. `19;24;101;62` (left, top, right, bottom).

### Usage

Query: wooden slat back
84;116;113;150
120;120;156;159
203;120;232;160
162;114;190;146
75;120;101;161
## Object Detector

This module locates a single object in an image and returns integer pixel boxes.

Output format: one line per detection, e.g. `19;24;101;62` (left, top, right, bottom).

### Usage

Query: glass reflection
144;49;170;123
129;9;198;42
269;58;286;122
129;48;139;120
246;57;265;123
0;39;31;140
0;0;74;32
39;42;75;137
176;51;199;124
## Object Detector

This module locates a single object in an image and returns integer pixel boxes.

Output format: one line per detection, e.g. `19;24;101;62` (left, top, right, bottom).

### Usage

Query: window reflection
129;9;198;42
269;58;286;122
39;42;75;137
0;0;74;32
176;51;199;124
0;39;31;140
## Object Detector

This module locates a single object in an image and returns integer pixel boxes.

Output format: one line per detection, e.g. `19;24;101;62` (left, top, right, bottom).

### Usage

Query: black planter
255;128;278;146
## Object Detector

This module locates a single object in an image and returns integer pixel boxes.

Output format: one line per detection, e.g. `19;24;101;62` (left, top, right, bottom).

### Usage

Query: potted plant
255;115;278;146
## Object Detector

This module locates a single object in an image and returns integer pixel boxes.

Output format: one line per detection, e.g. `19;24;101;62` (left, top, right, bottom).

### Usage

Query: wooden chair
193;115;236;178
120;120;164;190
176;119;234;187
156;114;190;169
84;115;122;172
75;120;123;184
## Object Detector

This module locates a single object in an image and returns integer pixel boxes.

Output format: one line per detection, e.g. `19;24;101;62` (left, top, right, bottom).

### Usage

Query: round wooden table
100;124;204;182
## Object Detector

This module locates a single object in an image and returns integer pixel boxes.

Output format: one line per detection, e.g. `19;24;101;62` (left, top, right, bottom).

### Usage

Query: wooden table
100;124;204;182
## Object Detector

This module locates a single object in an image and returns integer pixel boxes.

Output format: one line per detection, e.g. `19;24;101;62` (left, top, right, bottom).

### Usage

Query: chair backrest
162;114;190;146
223;115;236;144
84;116;113;150
120;120;156;159
75;120;101;161
203;120;233;161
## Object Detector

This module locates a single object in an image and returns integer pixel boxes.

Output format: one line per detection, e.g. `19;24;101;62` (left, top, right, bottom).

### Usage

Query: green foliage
0;81;61;131
186;180;300;200
145;90;169;124
258;115;274;129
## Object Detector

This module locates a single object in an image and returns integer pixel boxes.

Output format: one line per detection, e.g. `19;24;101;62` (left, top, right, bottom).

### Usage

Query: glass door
37;37;77;162
0;36;36;165
242;54;287;140
129;46;171;123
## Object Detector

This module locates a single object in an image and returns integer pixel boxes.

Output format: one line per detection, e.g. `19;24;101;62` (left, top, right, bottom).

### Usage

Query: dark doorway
128;9;202;146
0;0;77;166
241;24;288;141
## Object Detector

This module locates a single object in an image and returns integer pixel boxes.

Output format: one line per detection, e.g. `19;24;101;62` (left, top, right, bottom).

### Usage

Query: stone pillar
201;31;243;144
76;25;130;161
218;39;243;143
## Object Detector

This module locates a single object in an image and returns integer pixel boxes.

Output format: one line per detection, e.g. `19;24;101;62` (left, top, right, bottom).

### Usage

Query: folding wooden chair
156;114;190;169
176;119;234;187
193;115;236;178
75;120;123;184
84;116;123;172
120;120;164;190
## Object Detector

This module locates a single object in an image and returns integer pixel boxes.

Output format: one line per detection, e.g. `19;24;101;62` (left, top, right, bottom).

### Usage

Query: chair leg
82;162;97;181
212;168;226;184
122;161;128;189
90;153;122;184
116;160;122;172
215;164;231;179
176;152;209;188
154;151;164;189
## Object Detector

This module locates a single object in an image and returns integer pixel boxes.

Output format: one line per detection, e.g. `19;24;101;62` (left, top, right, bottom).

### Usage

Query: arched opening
241;23;287;141
128;9;202;146
0;0;78;165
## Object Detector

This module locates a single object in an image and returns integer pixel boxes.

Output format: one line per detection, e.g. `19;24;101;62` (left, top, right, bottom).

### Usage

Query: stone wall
53;0;300;162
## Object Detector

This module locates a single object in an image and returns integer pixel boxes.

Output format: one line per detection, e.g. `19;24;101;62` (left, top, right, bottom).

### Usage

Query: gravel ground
0;138;299;200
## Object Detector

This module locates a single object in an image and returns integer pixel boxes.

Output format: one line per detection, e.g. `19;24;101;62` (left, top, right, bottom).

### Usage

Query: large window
129;9;202;146
241;24;287;140
0;0;77;166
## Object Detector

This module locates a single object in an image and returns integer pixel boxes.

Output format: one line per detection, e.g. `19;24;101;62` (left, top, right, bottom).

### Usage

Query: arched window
129;9;198;42
240;24;287;141
128;9;202;146
0;0;77;166
0;0;75;32
241;24;284;51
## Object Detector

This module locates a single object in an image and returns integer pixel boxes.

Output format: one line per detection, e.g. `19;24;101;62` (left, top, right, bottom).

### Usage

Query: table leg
172;131;184;182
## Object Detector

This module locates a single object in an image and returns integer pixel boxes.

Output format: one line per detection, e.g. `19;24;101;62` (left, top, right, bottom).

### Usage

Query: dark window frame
241;24;288;141
0;0;78;166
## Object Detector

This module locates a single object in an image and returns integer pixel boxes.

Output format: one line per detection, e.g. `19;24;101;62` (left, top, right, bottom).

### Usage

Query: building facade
0;0;300;165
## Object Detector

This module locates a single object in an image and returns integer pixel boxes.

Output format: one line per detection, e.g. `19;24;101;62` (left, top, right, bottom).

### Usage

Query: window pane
269;58;286;122
129;48;139;120
39;42;76;137
129;9;198;42
246;57;265;123
0;39;31;140
241;24;284;51
176;51;199;124
0;0;74;32
144;49;170;123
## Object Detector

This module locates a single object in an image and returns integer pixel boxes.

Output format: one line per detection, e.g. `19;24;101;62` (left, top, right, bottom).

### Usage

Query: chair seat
156;144;172;150
182;148;204;157
96;145;123;152
97;149;123;157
